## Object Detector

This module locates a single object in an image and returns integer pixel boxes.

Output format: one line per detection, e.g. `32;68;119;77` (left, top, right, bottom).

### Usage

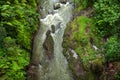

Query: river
31;0;73;80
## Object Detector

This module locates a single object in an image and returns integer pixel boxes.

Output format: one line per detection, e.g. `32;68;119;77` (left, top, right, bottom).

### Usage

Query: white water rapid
31;0;73;80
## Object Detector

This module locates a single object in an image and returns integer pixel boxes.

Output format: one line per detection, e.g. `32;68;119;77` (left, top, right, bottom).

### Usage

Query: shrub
0;37;30;80
104;36;120;62
0;0;38;79
115;71;120;80
94;0;120;37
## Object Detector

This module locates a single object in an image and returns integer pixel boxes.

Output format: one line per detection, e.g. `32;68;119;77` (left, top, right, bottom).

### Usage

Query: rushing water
31;0;73;80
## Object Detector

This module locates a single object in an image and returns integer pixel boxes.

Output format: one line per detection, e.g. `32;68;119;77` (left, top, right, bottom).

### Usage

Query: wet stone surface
54;3;61;10
43;30;54;60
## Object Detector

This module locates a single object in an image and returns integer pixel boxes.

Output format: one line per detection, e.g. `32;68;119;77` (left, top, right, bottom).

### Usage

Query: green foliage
0;27;7;47
73;0;96;13
72;16;94;47
63;15;103;80
0;37;29;80
94;0;120;63
104;36;120;62
64;16;101;66
0;0;38;79
74;0;96;8
1;0;38;49
115;71;120;80
94;0;120;37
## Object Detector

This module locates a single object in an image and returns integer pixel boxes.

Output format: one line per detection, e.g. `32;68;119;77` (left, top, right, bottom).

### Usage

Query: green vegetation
1;0;120;80
0;0;38;79
72;16;98;64
64;16;101;65
73;0;95;14
115;71;120;80
94;0;120;37
104;36;120;62
63;16;103;80
94;0;120;62
74;0;96;8
64;0;120;80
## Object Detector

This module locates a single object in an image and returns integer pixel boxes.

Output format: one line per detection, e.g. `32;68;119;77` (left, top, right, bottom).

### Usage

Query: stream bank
63;3;120;80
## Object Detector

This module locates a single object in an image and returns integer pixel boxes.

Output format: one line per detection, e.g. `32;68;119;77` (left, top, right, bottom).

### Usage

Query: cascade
31;0;73;80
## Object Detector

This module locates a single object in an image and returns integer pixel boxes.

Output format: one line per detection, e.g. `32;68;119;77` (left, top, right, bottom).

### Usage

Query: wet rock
54;3;61;10
56;22;62;29
51;25;55;33
74;60;85;78
66;48;86;80
27;63;39;80
43;30;54;60
60;0;67;4
46;30;51;36
68;48;78;59
48;10;54;14
51;22;62;33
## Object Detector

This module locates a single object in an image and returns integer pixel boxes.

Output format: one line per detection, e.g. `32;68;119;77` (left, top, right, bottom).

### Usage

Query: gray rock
51;25;55;33
48;10;54;14
43;30;54;60
56;22;62;29
54;3;61;10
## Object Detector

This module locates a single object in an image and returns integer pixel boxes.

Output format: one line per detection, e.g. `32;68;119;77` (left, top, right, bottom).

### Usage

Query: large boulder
43;30;54;60
54;3;61;10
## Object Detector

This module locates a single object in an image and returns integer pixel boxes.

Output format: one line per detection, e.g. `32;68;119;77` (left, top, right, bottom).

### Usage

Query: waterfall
31;0;73;80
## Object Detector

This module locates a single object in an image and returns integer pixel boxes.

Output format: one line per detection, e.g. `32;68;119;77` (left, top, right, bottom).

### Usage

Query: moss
88;71;95;80
63;16;103;80
68;16;99;64
73;6;83;15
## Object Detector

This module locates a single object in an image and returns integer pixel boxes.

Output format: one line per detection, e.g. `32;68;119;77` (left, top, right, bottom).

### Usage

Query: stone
48;10;54;14
43;30;54;60
60;0;67;4
54;3;61;10
51;25;55;33
56;22;62;29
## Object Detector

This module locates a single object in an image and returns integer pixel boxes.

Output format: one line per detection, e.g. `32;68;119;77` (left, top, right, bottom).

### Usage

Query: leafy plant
74;0;96;8
104;36;120;62
0;37;30;79
94;0;120;37
115;71;120;80
0;0;38;79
